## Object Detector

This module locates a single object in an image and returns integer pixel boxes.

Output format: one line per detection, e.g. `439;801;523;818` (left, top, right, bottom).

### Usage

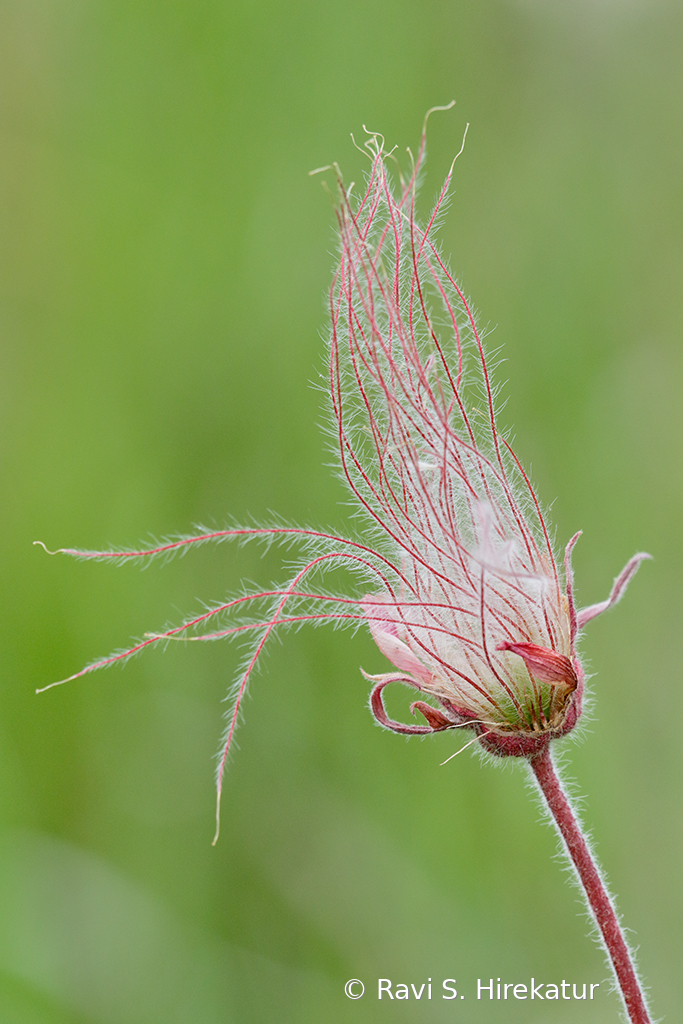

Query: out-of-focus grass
0;0;681;1020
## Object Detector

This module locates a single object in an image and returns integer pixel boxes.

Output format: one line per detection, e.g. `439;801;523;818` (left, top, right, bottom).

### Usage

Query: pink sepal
364;672;454;735
367;675;434;734
497;640;577;689
564;531;582;643
362;599;433;684
576;552;652;629
410;700;453;731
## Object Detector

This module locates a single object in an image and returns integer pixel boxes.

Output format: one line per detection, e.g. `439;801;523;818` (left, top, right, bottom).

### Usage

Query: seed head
37;111;650;836
327;111;649;758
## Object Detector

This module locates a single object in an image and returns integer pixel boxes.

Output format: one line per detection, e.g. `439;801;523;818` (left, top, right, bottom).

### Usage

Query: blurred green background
0;0;680;1021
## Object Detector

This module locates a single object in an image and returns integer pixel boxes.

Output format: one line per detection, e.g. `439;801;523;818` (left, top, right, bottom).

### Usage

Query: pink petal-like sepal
362;599;434;685
409;700;453;731
368;675;440;735
497;641;578;690
577;552;652;629
564;531;582;644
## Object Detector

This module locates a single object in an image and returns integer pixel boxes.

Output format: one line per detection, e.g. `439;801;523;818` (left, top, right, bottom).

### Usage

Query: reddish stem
530;747;651;1024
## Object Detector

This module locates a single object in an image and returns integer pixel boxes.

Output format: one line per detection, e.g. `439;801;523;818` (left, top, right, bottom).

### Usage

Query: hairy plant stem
529;746;651;1024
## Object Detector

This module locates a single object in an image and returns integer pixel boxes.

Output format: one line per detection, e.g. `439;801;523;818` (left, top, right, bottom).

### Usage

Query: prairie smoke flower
39;111;653;1023
323;116;648;761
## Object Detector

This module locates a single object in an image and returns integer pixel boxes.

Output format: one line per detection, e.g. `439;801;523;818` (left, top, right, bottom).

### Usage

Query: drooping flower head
37;110;650;836
326;108;648;759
